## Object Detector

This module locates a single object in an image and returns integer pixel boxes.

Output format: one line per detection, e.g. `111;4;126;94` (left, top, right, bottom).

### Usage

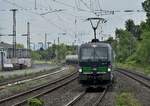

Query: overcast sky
0;0;146;48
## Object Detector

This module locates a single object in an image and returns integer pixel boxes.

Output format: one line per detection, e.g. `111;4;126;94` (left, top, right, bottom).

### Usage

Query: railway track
0;66;63;90
0;71;78;106
116;68;150;89
66;87;108;106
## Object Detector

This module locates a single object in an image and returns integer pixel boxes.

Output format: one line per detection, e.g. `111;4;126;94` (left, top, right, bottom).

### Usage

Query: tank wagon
78;40;115;87
65;55;78;64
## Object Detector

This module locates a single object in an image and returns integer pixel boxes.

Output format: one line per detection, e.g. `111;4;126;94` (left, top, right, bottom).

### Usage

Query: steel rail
93;87;108;106
65;91;86;106
116;69;150;89
0;66;62;90
66;87;108;106
117;68;150;81
0;71;78;106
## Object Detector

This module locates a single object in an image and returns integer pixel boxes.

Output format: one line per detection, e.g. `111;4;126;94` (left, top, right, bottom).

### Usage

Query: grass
33;60;53;64
0;65;75;100
33;59;62;65
0;66;60;84
0;75;4;81
117;62;150;76
116;92;141;106
28;98;44;106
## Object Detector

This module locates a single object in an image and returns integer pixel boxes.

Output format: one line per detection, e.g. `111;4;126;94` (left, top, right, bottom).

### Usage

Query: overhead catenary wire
1;0;71;33
51;0;76;9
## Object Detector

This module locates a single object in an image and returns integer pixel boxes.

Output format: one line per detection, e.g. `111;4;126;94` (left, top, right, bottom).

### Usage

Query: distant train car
0;42;31;70
65;55;78;65
78;40;115;87
7;48;31;69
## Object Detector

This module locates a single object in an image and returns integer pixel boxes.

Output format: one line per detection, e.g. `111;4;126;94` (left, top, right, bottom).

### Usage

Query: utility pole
45;33;47;49
47;42;51;48
57;36;60;45
22;22;30;57
10;9;17;58
54;40;55;45
27;22;30;50
56;37;60;62
35;0;37;10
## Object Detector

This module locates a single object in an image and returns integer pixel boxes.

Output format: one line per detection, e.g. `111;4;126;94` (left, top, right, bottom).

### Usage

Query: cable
80;0;99;16
97;0;102;10
1;0;70;32
51;0;76;9
80;0;91;10
44;0;53;10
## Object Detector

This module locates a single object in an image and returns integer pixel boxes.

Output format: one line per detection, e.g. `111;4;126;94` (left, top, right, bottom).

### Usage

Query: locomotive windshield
95;47;108;60
80;47;108;61
81;48;94;60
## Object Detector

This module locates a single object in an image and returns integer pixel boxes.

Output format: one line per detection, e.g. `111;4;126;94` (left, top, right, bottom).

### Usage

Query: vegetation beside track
117;63;150;75
31;44;76;62
28;98;44;106
107;0;150;75
116;92;141;106
0;66;75;100
0;65;60;83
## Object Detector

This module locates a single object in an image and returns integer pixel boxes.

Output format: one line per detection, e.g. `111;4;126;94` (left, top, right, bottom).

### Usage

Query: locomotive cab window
95;47;108;60
80;47;108;61
80;48;94;60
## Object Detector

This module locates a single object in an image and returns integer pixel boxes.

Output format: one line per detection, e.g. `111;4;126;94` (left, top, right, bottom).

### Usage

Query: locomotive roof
80;42;112;48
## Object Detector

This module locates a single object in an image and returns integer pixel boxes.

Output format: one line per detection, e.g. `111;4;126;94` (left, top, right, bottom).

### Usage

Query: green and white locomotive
78;39;115;87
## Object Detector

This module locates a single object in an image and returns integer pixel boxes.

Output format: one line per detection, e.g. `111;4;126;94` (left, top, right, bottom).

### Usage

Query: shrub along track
116;68;150;89
0;70;78;106
0;66;63;90
65;87;108;106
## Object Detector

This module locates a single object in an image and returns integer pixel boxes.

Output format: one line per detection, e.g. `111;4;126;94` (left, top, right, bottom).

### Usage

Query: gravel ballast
99;71;150;106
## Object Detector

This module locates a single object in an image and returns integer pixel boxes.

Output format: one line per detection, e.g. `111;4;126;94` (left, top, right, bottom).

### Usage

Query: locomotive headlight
79;69;82;72
108;68;111;72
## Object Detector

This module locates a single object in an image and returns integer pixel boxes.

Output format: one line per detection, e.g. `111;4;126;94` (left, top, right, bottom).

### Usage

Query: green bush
28;98;44;106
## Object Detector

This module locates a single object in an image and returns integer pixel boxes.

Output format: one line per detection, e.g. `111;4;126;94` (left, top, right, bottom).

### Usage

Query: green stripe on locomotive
82;67;108;72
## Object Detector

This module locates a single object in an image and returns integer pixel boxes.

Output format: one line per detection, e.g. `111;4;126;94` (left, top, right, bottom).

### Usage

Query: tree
125;19;135;33
106;37;117;52
135;31;150;63
142;0;150;17
142;0;150;24
16;43;24;48
31;51;41;60
125;19;142;40
115;29;137;62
